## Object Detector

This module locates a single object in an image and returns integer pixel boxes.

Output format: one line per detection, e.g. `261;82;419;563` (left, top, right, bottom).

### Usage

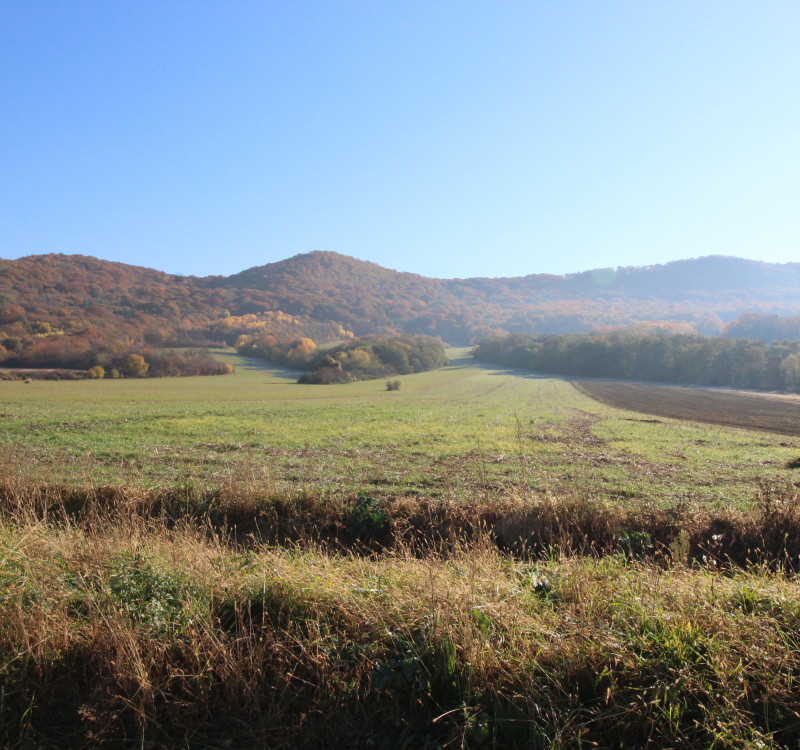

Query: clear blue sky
1;1;799;279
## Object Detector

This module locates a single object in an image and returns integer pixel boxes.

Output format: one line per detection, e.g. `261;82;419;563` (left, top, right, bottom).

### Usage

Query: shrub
386;379;401;391
1;336;23;353
142;349;235;377
300;335;446;384
108;553;190;633
120;353;149;378
298;367;354;384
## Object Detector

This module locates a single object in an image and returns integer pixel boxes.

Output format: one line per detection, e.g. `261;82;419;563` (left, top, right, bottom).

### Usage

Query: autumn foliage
298;335;448;383
6;252;800;378
237;332;448;383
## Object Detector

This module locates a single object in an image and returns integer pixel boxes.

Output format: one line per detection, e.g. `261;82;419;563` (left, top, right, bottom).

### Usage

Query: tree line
0;346;234;379
237;334;448;384
721;312;800;343
474;332;800;392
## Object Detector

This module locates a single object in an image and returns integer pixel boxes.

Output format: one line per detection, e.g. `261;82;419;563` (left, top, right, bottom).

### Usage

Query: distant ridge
219;250;800;304
210;251;800;336
3;251;800;350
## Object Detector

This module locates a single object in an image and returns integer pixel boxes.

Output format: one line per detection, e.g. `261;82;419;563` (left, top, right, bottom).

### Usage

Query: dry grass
2;474;800;747
3;471;800;571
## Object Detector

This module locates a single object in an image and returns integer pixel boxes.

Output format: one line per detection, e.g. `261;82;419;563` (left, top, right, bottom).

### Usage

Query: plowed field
578;380;800;436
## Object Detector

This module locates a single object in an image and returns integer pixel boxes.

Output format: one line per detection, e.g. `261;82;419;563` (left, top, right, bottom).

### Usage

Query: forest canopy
8;253;800;358
474;331;800;392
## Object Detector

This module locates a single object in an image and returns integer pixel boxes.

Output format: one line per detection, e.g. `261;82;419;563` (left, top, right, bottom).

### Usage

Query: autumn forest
4;251;800;387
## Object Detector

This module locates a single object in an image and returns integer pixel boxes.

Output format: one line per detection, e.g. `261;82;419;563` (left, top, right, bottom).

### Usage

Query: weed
618;529;655;560
347;493;391;546
108;552;191;632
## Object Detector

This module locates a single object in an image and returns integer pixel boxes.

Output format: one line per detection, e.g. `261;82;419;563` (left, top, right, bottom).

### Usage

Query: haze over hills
3;251;800;369
216;251;800;324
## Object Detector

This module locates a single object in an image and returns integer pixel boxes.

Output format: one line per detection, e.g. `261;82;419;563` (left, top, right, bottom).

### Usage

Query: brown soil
578;380;800;436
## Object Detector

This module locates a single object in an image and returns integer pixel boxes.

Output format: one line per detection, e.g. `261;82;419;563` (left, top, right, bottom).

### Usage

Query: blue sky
1;1;799;279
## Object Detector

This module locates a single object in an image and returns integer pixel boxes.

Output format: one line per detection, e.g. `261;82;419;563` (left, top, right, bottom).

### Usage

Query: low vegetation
2;350;800;747
237;334;448;384
3;469;800;747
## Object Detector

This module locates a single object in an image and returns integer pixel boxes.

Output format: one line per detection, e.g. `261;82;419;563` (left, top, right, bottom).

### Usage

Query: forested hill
217;252;800;308
226;252;800;304
210;252;800;338
4;252;800;367
214;251;456;332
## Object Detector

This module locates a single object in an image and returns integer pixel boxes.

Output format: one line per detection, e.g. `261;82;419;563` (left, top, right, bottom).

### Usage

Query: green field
3;349;800;748
2;348;798;509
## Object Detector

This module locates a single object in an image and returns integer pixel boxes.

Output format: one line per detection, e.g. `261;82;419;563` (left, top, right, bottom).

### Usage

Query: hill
4;251;800;368
213;251;457;334
0;253;348;369
213;251;800;338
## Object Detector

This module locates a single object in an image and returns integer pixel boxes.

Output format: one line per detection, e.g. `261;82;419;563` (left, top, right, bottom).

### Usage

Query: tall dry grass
2;463;800;747
3;466;800;569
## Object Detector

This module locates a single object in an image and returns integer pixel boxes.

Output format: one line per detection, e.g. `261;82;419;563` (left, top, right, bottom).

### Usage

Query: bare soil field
578;380;800;436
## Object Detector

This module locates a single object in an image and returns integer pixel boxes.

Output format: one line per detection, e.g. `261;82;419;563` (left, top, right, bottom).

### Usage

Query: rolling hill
3;251;800;368
213;252;800;338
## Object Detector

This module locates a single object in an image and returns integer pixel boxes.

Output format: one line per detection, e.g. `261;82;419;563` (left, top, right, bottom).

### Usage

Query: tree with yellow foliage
120;353;149;378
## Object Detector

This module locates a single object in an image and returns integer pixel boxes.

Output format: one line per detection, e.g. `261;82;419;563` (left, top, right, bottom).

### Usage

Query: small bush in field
347;493;390;544
386;379;401;391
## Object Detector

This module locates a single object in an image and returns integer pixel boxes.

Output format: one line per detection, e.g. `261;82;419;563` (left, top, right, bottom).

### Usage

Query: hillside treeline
237;334;448;383
10;253;800;356
0;254;350;370
474;332;800;392
0;346;233;379
721;312;800;343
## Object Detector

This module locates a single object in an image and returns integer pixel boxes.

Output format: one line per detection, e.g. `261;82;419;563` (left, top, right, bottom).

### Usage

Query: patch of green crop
0;347;795;508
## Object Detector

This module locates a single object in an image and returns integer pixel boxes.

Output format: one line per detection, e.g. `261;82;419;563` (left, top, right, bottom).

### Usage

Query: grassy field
3;349;800;748
2;348;799;508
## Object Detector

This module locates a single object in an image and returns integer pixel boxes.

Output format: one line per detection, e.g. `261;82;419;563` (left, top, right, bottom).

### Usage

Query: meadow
2;349;800;747
2;348;798;508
